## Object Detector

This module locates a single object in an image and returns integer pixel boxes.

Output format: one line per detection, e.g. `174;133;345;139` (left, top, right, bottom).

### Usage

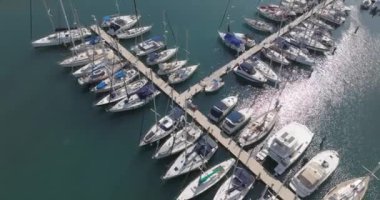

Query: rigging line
42;0;56;32
30;0;33;40
164;11;177;45
218;0;231;30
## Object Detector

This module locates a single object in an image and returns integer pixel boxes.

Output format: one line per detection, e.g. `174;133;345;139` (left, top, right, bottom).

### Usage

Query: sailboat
204;78;225;93
322;162;380;200
130;36;166;56
77;60;128;85
146;48;178;65
237;106;280;147
177;158;236;200
116;25;152;39
32;0;91;47
90;68;138;93
162;135;218;180
139;107;186;147
59;48;113;68
104;15;140;36
69;35;105;53
213;167;255;200
108;83;161;112
153;123;203;159
71;53;121;77
168;64;199;85
94;78;148;106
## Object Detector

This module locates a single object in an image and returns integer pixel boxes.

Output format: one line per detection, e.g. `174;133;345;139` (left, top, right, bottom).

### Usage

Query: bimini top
231;168;255;191
168;107;185;121
136;83;155;99
114;70;126;79
85;35;101;45
103;15;111;22
194;141;213;157
226;111;244;124
240;62;256;74
224;33;243;47
147;52;160;61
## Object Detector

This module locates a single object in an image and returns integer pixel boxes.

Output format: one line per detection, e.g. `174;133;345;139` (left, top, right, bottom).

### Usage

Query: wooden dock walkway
182;0;334;100
91;1;334;199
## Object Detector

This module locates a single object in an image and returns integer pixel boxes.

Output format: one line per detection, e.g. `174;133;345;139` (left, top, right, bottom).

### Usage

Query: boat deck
91;0;334;199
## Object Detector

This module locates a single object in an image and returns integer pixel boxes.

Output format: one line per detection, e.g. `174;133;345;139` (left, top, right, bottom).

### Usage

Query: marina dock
91;0;335;199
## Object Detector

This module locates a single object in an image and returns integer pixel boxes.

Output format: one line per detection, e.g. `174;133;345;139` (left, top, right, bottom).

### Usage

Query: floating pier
91;0;335;199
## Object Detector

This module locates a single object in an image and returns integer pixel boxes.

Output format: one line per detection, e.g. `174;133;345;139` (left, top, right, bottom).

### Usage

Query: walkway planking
91;1;335;199
181;0;335;100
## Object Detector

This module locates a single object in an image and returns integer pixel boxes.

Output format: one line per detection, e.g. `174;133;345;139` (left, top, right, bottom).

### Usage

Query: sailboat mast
42;0;55;32
58;0;75;48
115;0;120;16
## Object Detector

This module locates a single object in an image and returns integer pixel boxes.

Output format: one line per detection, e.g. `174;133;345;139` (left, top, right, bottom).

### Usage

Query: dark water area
0;0;379;199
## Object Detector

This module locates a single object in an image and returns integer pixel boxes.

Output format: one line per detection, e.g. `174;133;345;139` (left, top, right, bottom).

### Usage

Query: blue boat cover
240;62;254;74
151;35;163;42
103;16;111;22
226;111;244;123
147;52;159;61
194;140;212;157
224;33;243;47
114;70;126;79
136;83;155;99
168;107;184;121
96;81;107;89
229;168;254;192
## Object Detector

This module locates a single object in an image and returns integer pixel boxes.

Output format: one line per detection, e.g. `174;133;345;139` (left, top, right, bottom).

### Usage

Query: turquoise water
0;0;379;199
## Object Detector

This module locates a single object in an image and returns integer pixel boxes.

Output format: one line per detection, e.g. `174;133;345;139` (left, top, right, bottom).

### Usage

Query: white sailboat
246;57;279;82
238;106;280;147
322;162;380;200
162;135;218;180
289;150;340;197
130;36;166;56
105;15;140;36
116;25;152;39
139;107;185;147
108;84;161;112
32;0;91;48
262;48;290;66
77;61;127;85
153;123;203;159
157;60;187;75
177;158;236;200
90;68;138;93
146;48;178;65
94;78;148;106
213;167;255;200
168;65;199;85
59;48;113;68
71;54;121;77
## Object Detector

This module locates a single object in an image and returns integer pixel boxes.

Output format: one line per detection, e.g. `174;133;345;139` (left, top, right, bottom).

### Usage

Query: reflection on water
217;6;380;199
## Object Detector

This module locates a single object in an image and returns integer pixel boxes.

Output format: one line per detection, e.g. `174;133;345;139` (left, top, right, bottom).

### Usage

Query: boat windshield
227;111;244;124
210;107;223;119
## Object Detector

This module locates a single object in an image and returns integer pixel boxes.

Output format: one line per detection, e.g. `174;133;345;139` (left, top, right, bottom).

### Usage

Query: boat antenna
185;30;190;61
115;0;120;16
218;0;231;30
42;0;56;32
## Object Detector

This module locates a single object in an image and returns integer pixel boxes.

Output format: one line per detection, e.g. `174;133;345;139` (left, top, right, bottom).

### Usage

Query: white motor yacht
221;108;252;135
290;150;340;197
257;122;314;175
130;36;166;56
233;61;267;83
208;96;238;123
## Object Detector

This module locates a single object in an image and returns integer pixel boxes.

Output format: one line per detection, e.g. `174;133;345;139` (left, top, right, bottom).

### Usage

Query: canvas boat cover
136;83;155;99
228;168;254;192
224;33;243;47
